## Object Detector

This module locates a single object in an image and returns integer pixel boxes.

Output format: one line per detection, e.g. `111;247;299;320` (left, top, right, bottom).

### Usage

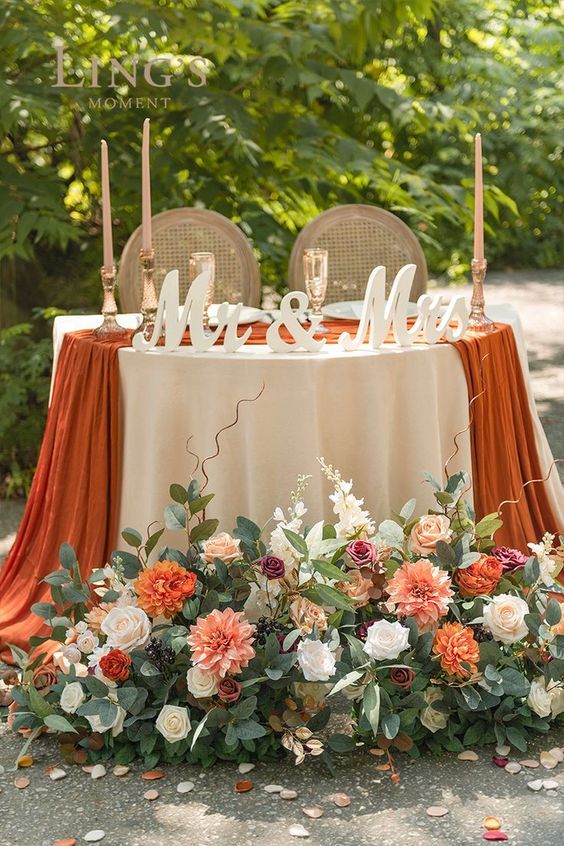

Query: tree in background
0;0;562;491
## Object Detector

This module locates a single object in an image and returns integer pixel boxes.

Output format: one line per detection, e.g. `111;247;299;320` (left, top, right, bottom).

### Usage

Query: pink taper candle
142;118;152;251
100;140;113;268
473;133;484;261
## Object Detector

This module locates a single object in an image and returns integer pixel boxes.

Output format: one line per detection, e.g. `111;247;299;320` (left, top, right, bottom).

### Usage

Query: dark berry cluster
255;616;281;645
472;624;493;643
145;637;175;671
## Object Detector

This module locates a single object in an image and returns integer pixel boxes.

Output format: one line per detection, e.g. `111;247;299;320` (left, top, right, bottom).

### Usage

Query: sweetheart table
0;304;561;658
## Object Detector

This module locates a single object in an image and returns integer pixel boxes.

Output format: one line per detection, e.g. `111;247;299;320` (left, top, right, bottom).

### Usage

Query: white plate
177;304;264;326
322;300;420;320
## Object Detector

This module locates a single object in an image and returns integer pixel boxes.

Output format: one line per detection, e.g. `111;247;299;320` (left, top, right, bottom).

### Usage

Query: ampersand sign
266;292;326;353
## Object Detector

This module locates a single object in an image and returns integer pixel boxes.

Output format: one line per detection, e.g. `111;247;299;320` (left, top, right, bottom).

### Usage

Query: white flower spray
318;457;375;539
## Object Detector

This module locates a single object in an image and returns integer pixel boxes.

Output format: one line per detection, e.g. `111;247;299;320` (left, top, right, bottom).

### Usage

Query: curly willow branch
444;352;491;486
185;435;200;477
497;460;562;516
200;383;266;493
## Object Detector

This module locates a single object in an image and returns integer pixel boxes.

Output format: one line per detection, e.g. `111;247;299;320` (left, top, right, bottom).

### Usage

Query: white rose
483;594;529;644
527;677;564;719
60;681;85;714
101;605;151;652
155;705;191;743
548;682;564;718
85;703;127;736
61;644;82;664
362;619;411;661
527;677;552;718
297;639;336;682
186;666;219;699
76;630;99;655
419;687;449;733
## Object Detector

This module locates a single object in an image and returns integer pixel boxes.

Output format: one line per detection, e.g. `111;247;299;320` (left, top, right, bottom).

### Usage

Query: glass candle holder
189;251;215;331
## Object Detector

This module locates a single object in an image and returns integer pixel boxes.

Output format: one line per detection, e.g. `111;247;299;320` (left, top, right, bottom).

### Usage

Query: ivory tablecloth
52;305;563;545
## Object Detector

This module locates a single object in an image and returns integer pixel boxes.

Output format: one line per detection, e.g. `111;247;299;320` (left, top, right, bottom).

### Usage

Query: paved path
0;724;562;846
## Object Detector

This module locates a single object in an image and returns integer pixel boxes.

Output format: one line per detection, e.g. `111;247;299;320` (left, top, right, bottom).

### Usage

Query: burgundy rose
355;616;382;642
259;555;286;580
390;667;415;689
346;540;378;568
217;677;242;703
492;546;528;572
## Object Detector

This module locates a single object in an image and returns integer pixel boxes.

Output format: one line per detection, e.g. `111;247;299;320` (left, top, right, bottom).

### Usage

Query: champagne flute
303;247;329;333
189;251;215;334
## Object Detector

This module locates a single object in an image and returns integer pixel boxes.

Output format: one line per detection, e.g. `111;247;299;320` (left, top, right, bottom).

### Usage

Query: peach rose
32;663;58;695
338;569;373;607
201;532;241;564
290;597;328;635
410;515;452;556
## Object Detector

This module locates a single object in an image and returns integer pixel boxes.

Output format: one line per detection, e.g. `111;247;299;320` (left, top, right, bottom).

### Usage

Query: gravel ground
0;725;563;846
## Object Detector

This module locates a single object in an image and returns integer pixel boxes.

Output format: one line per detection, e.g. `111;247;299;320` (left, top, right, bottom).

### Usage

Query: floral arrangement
7;461;564;773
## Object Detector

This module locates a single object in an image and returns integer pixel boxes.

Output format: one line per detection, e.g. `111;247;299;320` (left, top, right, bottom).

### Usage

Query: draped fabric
0;321;560;661
453;323;560;549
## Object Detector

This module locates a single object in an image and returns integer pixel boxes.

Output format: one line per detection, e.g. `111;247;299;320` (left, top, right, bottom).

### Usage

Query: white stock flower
528;676;564;719
155;705;191;743
329;480;375;539
297;639;336;682
419;687;449;733
85;703;126;737
186;666;219;699
101;605;151;652
362;620;411;661
76;630;99;655
528;533;557;586
483;594;529;644
60;681;85;714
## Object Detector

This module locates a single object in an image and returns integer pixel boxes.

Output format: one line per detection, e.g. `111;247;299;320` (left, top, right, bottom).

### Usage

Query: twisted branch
444;352;490;487
497;460;562;517
185;435;200;477
200;383;266;493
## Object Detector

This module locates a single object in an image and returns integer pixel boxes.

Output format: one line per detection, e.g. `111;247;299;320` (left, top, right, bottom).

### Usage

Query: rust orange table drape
0;331;128;661
453;323;559;549
0;321;560;660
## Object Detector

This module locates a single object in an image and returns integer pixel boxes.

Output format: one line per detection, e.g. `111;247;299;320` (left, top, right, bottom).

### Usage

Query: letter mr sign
132;264;469;355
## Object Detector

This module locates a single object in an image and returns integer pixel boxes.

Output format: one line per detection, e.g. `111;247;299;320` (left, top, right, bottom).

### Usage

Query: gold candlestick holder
139;247;159;341
95;265;125;337
467;257;495;333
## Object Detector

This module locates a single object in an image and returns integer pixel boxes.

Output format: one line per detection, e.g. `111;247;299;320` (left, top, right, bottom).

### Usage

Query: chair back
119;208;261;311
288;205;428;302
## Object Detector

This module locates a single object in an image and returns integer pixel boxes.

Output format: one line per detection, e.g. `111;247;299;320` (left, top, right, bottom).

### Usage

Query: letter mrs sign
132;264;470;354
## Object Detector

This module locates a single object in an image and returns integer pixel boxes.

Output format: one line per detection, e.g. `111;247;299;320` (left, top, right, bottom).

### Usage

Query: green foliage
0;310;55;494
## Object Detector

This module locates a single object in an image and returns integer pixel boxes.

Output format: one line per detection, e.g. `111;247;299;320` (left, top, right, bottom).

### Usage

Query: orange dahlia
135;560;197;618
433;622;480;679
187;608;255;678
454;555;503;598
